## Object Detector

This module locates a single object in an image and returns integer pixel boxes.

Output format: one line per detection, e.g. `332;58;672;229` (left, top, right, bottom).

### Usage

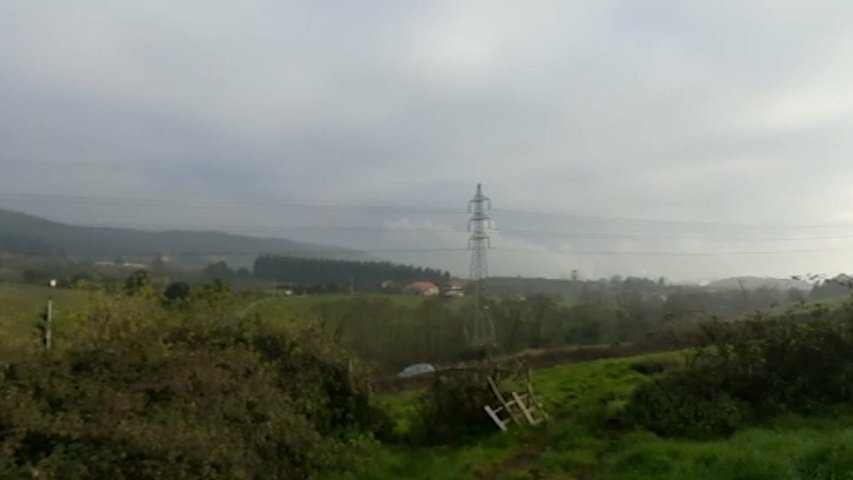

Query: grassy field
0;286;470;371
327;354;661;480
0;283;89;336
4;283;853;478
329;353;853;480
0;286;432;332
600;414;853;480
252;292;441;315
253;293;472;372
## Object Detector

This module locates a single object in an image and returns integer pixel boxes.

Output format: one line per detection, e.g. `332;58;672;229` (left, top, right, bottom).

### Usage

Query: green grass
254;293;472;373
0;284;88;335
600;415;853;480
326;354;669;480
5;283;853;479
333;350;853;479
254;293;460;315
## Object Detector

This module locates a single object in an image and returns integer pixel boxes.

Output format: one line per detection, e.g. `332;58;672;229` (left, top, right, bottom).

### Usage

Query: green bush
626;367;751;438
0;291;390;479
627;307;853;438
410;368;504;445
628;358;676;376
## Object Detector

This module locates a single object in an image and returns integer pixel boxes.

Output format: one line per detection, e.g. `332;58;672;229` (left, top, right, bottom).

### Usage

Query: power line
4;191;853;229
498;246;853;257
5;191;853;258
498;229;853;243
86;222;470;234
19;245;853;259
50;247;472;256
493;208;853;230
0;192;463;214
79;221;853;244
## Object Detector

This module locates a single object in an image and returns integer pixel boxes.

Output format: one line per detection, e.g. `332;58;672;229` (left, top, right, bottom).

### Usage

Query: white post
45;279;56;350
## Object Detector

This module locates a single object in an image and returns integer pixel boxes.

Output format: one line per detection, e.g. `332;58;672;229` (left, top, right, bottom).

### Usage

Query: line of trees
253;255;450;290
0;234;55;256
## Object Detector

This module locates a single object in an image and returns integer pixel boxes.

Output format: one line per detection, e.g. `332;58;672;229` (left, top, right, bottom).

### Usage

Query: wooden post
45;279;56;350
484;370;550;432
525;376;550;421
512;391;537;425
488;376;521;424
45;296;53;350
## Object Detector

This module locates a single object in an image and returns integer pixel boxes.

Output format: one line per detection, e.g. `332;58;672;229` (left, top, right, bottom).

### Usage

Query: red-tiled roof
404;281;439;291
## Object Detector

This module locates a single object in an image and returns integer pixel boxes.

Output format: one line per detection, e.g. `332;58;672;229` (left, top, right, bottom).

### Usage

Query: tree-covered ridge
0;208;362;267
0;234;54;256
253;255;450;289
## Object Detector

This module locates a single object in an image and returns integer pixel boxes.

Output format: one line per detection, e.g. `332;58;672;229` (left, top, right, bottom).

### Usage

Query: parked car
397;363;436;378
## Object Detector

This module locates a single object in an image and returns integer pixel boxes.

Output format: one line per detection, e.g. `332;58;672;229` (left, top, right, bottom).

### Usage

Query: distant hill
0;208;365;268
705;276;813;291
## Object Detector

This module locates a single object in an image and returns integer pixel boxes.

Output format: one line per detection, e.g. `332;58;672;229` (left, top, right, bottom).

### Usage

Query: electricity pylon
467;183;495;346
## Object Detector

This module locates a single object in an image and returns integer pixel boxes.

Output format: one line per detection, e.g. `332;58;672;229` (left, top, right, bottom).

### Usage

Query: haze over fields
3;2;853;281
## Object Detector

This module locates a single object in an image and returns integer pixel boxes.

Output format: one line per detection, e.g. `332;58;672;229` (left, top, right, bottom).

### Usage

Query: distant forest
0;234;55;256
253;255;450;289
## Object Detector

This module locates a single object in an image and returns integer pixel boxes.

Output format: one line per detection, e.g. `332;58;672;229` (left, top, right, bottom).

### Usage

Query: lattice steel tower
467;183;495;346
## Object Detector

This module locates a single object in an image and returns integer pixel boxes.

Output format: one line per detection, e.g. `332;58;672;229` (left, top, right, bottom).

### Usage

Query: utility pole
468;183;495;346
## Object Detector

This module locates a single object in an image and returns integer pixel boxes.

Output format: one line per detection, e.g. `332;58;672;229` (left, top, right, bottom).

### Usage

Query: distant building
403;281;440;296
93;261;148;269
442;285;465;298
442;280;467;298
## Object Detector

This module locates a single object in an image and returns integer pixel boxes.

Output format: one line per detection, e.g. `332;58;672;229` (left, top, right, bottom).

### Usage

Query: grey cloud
3;1;853;281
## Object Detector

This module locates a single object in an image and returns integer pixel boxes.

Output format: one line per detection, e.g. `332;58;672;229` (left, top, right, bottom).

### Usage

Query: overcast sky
3;1;853;281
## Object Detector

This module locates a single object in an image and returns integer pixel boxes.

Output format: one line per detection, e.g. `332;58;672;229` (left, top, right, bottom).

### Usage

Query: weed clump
628;358;676;376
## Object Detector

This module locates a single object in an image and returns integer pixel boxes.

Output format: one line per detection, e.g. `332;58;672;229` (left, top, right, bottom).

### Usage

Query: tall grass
323;355;659;479
601;415;853;480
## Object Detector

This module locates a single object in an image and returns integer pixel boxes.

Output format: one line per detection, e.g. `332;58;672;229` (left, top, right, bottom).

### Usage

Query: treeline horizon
4;247;853;308
252;254;450;290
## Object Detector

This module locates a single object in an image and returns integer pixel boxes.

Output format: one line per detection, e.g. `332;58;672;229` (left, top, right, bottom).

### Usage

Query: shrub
627;307;853;438
628;358;676;376
626;366;751;438
162;281;191;305
0;292;389;479
410;368;505;445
